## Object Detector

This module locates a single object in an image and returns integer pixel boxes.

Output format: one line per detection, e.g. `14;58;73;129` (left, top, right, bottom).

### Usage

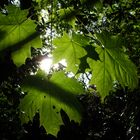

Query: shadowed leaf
0;5;41;65
87;31;138;98
19;71;84;136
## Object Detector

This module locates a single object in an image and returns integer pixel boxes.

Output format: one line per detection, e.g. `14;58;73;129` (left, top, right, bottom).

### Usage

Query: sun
39;57;53;73
39;57;67;73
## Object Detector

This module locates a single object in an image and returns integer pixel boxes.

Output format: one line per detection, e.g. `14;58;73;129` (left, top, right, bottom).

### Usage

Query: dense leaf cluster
2;87;140;140
0;0;140;139
80;87;140;140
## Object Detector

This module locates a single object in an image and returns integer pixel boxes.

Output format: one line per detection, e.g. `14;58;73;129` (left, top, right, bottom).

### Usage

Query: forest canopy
0;0;140;139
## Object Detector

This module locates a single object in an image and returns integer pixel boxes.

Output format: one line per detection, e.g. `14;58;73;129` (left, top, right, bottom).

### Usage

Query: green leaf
35;0;41;2
87;32;138;98
78;45;99;73
57;7;77;28
0;5;41;65
19;71;84;136
94;0;103;11
53;32;89;74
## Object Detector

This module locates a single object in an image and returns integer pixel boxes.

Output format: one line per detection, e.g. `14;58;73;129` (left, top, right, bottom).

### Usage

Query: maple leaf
87;31;138;98
19;71;84;136
0;5;41;65
53;32;89;74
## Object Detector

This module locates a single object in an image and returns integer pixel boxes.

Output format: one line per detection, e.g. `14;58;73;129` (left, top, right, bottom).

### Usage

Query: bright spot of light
39;58;53;74
59;59;67;67
53;59;67;69
39;58;67;73
40;9;49;22
12;0;20;6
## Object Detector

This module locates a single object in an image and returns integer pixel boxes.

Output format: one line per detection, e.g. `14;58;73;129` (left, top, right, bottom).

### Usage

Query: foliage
87;31;138;98
0;0;139;139
0;78;25;139
14;87;140;140
20;71;83;135
53;30;138;98
0;5;41;65
77;87;140;140
53;32;88;74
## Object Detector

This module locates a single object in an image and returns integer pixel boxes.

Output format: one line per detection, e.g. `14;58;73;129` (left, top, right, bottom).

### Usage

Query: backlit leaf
53;32;89;74
19;71;84;136
87;32;138;98
0;5;41;65
57;7;77;28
